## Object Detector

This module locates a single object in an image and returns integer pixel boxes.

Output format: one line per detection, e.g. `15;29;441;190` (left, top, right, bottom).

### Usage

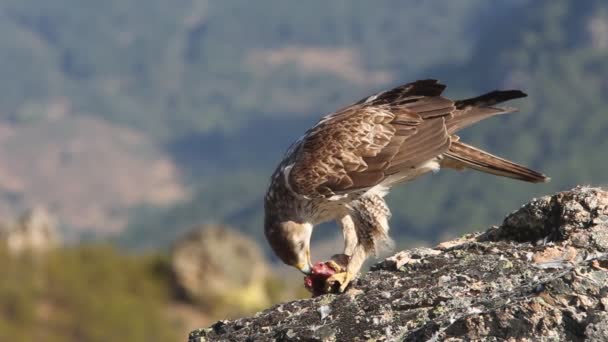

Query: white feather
282;163;311;200
381;159;441;187
363;90;386;104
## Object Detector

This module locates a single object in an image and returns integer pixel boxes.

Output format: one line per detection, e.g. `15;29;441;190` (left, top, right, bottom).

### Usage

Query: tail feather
447;90;527;134
443;140;549;183
455;90;527;109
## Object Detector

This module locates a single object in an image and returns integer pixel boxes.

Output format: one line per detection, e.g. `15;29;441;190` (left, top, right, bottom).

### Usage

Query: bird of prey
264;79;548;293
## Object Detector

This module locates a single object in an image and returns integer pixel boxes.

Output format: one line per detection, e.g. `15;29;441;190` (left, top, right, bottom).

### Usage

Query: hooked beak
297;261;313;275
296;249;313;274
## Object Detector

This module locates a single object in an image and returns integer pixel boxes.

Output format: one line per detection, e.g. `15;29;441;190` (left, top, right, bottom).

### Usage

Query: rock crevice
190;187;608;341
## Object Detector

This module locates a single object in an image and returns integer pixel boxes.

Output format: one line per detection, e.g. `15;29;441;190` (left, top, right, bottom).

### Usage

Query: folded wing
287;80;545;198
288;80;453;197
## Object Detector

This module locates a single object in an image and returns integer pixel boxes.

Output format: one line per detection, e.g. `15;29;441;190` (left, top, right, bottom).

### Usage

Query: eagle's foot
325;259;345;273
324;271;354;293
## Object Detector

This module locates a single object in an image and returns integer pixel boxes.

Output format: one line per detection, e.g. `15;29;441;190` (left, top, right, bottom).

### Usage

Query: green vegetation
0;242;309;341
0;245;178;341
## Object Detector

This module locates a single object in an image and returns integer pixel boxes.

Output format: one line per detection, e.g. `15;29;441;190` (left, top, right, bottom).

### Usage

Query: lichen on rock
189;187;608;341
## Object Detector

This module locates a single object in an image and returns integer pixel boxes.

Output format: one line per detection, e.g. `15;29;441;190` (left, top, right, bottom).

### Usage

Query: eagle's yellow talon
324;271;354;293
325;260;344;273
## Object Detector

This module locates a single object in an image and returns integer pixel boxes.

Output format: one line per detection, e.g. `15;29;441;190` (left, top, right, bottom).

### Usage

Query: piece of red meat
304;254;350;296
304;261;338;296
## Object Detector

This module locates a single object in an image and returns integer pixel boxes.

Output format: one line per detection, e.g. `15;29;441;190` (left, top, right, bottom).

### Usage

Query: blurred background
0;0;607;340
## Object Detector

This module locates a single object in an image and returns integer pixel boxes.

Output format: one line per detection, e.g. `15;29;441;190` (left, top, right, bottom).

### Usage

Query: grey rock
190;187;608;341
172;225;271;314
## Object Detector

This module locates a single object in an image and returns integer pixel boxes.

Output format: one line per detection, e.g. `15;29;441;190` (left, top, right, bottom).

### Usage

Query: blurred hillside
0;0;606;254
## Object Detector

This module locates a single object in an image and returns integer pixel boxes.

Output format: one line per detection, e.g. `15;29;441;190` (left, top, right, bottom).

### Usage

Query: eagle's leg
339;214;357;256
324;244;367;292
325;195;392;292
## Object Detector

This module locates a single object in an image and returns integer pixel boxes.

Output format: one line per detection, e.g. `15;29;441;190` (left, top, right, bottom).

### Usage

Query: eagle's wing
287;79;455;198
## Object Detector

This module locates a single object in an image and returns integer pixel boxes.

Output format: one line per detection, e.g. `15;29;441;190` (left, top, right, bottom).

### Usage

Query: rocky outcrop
172;225;271;316
0;207;59;255
189;187;608;341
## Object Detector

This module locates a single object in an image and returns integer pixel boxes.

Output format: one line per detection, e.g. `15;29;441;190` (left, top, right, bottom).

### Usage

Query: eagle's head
264;216;313;274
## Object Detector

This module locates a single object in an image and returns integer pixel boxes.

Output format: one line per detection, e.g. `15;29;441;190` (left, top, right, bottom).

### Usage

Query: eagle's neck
265;166;306;222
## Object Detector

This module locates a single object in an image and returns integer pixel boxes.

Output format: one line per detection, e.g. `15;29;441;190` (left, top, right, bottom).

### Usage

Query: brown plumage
443;140;547;182
264;79;548;293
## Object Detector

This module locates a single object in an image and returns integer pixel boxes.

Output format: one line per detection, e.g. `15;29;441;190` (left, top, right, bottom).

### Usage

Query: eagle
264;79;548;294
